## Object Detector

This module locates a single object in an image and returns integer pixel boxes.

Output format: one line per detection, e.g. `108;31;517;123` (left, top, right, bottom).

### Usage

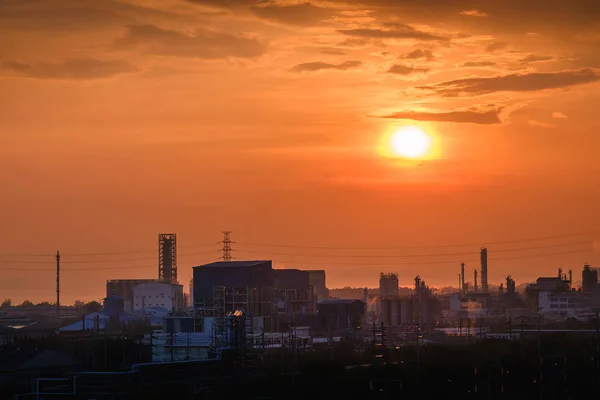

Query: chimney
461;263;465;293
474;269;478;292
480;248;488;292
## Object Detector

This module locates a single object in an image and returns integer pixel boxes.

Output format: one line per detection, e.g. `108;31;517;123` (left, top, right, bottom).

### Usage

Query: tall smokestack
461;263;465;293
480;248;488;292
474;269;478;292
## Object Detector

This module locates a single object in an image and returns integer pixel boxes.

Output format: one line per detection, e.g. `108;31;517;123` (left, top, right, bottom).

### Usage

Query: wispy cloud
486;42;508;52
290;61;362;73
1;58;138;80
520;54;554;63
460;10;488;17
388;64;429;75
250;3;337;26
463;61;497;67
339;24;446;41
416;68;600;97
528;120;553;128
402;49;435;61
379;108;503;124
115;25;266;59
552;112;569;119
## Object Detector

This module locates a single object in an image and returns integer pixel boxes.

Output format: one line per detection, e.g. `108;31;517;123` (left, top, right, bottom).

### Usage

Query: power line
0;249;219;264
237;229;600;250
235;240;592;259
1;246;594;272
1;229;597;259
0;243;220;258
0;239;591;265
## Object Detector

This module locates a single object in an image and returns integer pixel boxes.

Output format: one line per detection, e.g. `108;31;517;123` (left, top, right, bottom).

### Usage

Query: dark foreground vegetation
2;333;600;399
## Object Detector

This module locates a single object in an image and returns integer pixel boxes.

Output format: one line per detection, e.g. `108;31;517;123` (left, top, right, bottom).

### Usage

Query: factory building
106;279;158;312
316;299;365;331
305;270;329;301
379;273;399;299
538;291;592;318
132;282;184;312
273;269;313;315
582;264;598;292
192;260;315;332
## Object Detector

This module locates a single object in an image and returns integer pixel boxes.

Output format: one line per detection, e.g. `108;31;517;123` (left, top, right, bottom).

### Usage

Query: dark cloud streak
339;25;446;41
416;68;600;97
115;25;266;59
1;58;137;80
380;108;503;124
290;61;362;73
388;64;429;75
250;3;336;25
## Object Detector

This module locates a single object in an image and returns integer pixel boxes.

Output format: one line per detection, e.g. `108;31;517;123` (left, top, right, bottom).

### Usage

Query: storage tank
390;299;400;326
400;298;414;324
380;298;392;326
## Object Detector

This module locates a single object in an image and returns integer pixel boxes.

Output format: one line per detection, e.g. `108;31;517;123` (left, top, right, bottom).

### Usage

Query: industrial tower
480;248;488;292
460;263;465;294
158;233;178;283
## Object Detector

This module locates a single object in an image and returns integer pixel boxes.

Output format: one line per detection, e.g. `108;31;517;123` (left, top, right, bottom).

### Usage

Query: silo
380;298;391;326
391;299;400;326
400;298;413;324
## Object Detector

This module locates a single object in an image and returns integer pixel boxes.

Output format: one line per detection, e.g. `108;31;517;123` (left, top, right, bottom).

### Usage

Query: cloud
2;60;30;71
185;0;258;8
115;25;266;59
1;58;137;80
463;61;496;67
416;68;600;97
486;42;507;52
319;47;347;55
0;0;191;32
460;10;487;17
519;54;554;63
528;120;553;128
402;49;434;60
339;24;446;41
552;112;569;119
379;108;503;124
290;61;362;73
250;3;337;25
388;64;429;75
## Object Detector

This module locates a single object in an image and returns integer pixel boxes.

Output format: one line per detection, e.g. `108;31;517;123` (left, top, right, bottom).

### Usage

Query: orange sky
1;0;600;304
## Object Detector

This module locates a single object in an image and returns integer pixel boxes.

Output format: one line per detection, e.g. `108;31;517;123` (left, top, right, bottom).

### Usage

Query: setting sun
389;126;432;159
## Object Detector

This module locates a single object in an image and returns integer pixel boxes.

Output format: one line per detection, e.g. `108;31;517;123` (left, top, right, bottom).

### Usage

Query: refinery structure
41;230;600;365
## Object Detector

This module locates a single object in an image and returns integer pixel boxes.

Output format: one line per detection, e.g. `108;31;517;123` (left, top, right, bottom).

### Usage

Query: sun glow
389;126;433;159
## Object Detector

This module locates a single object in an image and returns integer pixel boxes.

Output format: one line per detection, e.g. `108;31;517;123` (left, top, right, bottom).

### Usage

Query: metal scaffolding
209;286;253;351
158;233;177;283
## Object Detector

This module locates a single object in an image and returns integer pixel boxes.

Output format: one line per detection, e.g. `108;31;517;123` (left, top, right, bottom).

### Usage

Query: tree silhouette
1;298;11;308
73;300;85;308
83;301;103;314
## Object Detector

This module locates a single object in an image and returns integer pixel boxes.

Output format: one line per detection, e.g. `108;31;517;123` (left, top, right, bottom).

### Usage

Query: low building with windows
538;291;592;317
132;282;184;312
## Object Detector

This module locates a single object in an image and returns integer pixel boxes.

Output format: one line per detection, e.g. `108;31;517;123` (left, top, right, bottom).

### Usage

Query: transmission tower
220;231;234;261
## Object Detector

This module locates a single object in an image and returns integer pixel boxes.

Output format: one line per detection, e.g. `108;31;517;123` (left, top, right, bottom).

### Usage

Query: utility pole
416;320;420;374
56;250;60;318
